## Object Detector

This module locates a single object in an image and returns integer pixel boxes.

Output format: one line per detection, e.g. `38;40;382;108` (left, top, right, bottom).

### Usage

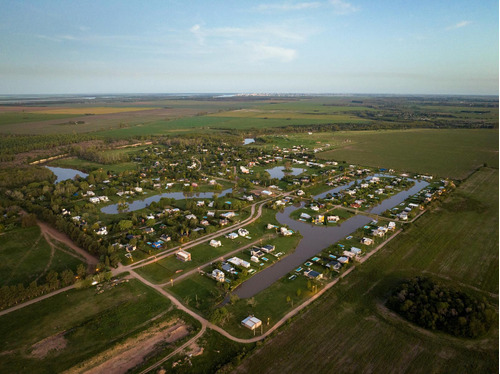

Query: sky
0;0;498;95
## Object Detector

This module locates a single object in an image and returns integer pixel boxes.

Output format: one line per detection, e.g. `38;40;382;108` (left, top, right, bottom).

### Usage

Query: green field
0;279;172;373
0;112;79;126
0;226;84;287
315;129;498;179
235;167;498;373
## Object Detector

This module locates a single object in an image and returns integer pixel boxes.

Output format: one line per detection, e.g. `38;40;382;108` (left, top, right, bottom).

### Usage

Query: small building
228;256;250;268
220;211;236;219
238;228;249;237
261;244;275;253
304;269;323;280
337;256;349;264
242;316;262;330
350;247;362;255
300;212;311;220
280;227;293;236
343;250;355;259
226;232;238;240
144;227;155;234
176;250;191;262
212;269;225;282
361;237;373;245
209;239;222;248
327;215;340;223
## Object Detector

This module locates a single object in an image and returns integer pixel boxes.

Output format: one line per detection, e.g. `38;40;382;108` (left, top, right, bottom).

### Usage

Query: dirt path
6;234;42;284
37;220;98;271
34;239;55;283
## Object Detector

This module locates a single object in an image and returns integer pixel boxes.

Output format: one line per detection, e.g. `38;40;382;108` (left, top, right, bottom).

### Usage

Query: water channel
101;188;233;214
46;166;88;183
234;179;429;298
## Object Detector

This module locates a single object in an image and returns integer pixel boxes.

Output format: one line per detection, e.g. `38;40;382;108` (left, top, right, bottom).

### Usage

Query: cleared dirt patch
30;332;67;358
65;319;191;374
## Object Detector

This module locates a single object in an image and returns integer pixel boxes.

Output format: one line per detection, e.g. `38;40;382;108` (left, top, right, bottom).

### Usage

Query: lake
244;138;255;145
101;188;233;214
46;166;88;183
266;166;305;180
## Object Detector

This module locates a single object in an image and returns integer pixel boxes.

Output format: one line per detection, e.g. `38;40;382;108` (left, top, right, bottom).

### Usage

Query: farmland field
234;167;498;374
0;279;173;373
0;226;84;287
315;129;498;179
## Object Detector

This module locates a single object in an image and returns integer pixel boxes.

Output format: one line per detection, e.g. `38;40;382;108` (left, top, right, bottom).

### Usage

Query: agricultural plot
0;226;84;287
0;279;173;373
0;112;80;126
316;129;498;179
234;168;498;373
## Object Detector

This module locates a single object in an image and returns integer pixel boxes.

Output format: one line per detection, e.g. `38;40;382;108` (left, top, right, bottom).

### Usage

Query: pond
266;166;305;180
243;138;255;145
233;179;428;299
101;188;233;214
45;166;88;183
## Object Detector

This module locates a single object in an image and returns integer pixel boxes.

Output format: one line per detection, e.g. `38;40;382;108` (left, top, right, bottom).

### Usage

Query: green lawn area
0;278;172;373
316;129;498;180
0;226;84;287
234;167;499;374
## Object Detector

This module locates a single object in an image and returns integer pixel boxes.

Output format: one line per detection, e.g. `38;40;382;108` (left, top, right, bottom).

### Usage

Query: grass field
0;226;84;286
315;129;498;179
0;278;172;373
0;112;79;126
34;107;156;115
234;167;498;373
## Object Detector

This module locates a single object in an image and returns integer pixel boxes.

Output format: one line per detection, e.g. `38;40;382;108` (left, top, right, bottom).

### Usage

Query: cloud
255;2;321;12
329;0;359;14
248;42;297;62
446;20;472;30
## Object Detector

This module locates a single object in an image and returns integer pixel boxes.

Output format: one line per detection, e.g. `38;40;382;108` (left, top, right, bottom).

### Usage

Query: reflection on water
101;188;233;214
266;166;305;180
234;179;428;298
46;166;88;183
244;138;255;145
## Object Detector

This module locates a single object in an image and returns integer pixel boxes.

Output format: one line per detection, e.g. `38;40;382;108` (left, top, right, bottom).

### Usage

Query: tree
118;219;133;231
61;269;75;286
76;263;86;279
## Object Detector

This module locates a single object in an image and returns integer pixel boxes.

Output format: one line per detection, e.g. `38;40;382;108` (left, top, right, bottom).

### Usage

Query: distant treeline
387;276;495;338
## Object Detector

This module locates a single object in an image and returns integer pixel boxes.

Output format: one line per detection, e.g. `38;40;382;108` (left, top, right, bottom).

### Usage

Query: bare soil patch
30;332;67;359
65;319;191;374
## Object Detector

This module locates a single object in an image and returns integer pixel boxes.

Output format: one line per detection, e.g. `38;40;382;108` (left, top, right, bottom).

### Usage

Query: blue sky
0;0;498;94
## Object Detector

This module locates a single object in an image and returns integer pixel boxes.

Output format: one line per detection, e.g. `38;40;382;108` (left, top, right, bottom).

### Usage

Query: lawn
0;226;84;287
316;129;498;179
0;278;172;373
234;167;499;373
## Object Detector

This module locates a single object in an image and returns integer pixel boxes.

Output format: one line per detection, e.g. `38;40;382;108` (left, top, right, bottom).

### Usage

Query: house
212;269;225;282
228;256;250;268
304;269;323;280
125;244;136;252
388;221;396;230
209;239;222;248
238;228;249;237
250;255;259;263
185;214;197;220
89;197;100;204
222;263;235;273
337;256;349;264
242;316;262;330
361;237;373;245
300;213;311;220
200;219;210;226
350;247;362;255
219;218;229;226
159;234;171;242
326;260;342;271
343;250;355;259
176;250;191;262
261;244;275;253
327;215;340;223
196;201;205;207
240;166;250;174
280;227;293;236
266;223;278;230
297;190;305;196
220;212;235;219
144;227;155;234
313;215;324;224
96;227;108;236
226;232;238;240
249;247;264;257
310;205;320;212
261;190;273;196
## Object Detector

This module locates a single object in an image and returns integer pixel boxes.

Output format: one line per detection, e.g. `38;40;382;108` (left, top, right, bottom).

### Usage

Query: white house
209;239;222;248
238;228;249;237
226;232;239;240
212;269;225;282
